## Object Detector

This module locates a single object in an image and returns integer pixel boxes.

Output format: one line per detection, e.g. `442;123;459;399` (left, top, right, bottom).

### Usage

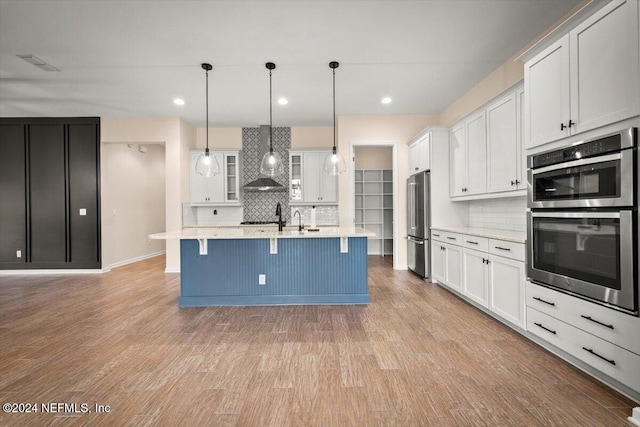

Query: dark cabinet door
68;124;99;264
29;124;67;263
0;124;26;263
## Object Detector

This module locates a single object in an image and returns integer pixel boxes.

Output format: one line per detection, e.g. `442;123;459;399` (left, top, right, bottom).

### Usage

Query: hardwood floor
0;255;636;426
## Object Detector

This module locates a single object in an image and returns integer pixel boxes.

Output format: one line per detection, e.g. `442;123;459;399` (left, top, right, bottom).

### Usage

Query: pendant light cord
205;67;209;151
269;69;273;153
333;67;336;152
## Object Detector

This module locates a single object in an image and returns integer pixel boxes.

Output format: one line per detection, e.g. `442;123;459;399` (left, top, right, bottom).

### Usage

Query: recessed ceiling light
173;98;185;106
278;97;288;105
381;97;392;104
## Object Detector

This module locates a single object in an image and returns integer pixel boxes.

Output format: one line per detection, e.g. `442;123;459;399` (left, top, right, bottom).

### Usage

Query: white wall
355;146;392;170
101;143;166;267
101;117;194;271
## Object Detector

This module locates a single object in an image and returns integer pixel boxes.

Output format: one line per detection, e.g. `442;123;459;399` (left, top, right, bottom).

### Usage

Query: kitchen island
150;227;374;306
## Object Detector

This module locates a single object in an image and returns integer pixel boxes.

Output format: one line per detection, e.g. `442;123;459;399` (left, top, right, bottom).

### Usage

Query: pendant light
323;61;346;175
195;63;221;177
259;62;284;177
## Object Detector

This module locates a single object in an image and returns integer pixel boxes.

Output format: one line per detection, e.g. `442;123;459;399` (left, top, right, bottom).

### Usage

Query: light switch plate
79;208;87;216
16;250;22;258
259;274;266;285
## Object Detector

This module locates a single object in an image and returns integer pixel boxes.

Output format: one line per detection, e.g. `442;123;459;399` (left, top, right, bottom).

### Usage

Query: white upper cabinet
408;132;430;175
487;91;520;193
517;86;526;188
525;0;640;149
449;111;487;197
465;111;487;195
449;84;526;200
525;35;571;147
449;122;466;197
289;151;337;204
569;0;640;134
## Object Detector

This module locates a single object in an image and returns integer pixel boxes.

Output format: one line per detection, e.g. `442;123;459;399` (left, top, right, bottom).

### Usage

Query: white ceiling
0;0;580;127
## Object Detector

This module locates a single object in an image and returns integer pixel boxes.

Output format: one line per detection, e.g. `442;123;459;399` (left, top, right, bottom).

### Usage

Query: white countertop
150;226;375;240
430;226;526;243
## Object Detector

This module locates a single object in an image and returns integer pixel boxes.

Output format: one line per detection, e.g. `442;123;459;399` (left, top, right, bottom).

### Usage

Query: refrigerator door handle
408;182;416;230
407;236;424;245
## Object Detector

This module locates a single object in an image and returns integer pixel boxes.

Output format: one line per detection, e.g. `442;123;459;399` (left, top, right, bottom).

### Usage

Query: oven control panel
532;134;622;168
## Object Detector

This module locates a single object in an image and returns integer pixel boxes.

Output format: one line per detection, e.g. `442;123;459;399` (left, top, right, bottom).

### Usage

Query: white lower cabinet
488;255;525;329
444;243;463;292
463;248;489;308
432;230;525;328
431;241;445;283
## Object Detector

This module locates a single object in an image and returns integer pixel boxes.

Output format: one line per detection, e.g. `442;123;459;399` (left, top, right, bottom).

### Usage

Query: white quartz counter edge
430;226;526;243
150;227;375;240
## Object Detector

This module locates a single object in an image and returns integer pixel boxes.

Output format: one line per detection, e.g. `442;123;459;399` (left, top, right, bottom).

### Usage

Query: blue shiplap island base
179;237;369;306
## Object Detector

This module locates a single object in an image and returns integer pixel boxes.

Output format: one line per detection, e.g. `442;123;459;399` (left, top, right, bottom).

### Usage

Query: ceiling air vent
16;54;60;72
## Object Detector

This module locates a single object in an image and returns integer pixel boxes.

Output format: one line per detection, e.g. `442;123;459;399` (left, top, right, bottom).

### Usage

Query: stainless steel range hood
243;125;286;192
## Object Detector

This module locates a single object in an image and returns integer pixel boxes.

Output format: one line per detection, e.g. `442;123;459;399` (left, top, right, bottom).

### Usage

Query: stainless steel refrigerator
407;171;430;278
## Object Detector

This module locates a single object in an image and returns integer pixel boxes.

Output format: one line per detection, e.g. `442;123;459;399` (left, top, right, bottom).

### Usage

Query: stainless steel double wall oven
527;128;638;315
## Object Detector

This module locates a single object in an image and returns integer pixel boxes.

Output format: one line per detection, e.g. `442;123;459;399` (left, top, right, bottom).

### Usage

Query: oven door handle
530;211;621;219
531;152;621;175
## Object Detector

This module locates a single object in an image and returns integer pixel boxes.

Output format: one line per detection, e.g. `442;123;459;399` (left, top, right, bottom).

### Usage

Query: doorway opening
349;142;398;269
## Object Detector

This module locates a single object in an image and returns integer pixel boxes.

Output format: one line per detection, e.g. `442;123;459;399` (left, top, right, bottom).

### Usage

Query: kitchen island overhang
150;227;375;306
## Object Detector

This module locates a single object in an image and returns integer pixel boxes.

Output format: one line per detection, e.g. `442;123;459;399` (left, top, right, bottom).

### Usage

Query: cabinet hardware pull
560;123;566;131
466;241;478;245
511;180;515;186
494;246;511;251
433;233;440;237
515;179;520;185
533;297;555;306
582;347;615;365
568;120;574;128
441;246;445;251
446;237;456;240
415;167;418;170
534;322;556;335
580;315;614;330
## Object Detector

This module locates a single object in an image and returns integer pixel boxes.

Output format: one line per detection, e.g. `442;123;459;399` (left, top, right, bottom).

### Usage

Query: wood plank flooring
0;256;636;426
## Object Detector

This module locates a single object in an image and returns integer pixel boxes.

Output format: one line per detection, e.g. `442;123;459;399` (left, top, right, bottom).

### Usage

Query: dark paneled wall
0;118;101;270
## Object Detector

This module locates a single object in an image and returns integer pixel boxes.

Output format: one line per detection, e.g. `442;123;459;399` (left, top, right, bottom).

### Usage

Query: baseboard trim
164;267;180;273
0;269;104;275
109;251;165;269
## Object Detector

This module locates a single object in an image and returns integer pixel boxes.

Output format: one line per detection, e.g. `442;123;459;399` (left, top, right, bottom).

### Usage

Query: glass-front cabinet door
290;154;302;201
225;153;238;202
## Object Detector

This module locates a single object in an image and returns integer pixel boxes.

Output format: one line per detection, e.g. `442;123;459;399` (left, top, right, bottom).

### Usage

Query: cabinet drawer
527;307;573;354
463;235;489;252
488;239;524;261
443;232;463;246
526;281;640;355
431;230;445;243
570;322;640;392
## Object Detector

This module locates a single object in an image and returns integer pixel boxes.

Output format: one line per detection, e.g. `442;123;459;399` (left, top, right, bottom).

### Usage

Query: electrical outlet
16;250;22;258
258;274;266;285
79;208;87;216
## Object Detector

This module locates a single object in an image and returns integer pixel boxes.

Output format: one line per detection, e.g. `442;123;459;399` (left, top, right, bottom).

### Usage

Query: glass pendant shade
260;150;284;177
195;148;220;177
322;147;346;176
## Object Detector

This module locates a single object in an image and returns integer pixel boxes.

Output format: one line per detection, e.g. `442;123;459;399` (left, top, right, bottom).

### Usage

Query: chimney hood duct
243;125;286;191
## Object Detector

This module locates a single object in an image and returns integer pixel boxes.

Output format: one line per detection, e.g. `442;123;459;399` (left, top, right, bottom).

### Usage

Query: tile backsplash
290;205;338;227
468;196;526;232
242;127;291;223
